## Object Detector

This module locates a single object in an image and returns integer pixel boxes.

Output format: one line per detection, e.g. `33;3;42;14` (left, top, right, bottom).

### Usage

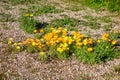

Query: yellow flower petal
39;52;45;55
87;47;93;52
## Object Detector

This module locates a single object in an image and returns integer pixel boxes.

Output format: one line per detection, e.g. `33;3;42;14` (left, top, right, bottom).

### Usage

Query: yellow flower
87;47;93;52
9;38;13;41
103;33;109;37
16;46;20;50
102;37;107;41
72;31;76;35
63;29;67;32
8;41;12;44
50;27;55;31
39;52;45;55
68;39;74;44
97;39;101;43
88;38;93;44
40;29;44;33
18;42;22;45
25;13;29;16
106;46;109;49
38;46;42;48
114;30;119;34
76;42;82;46
35;39;40;42
102;33;109;41
58;27;62;30
14;43;17;46
82;39;88;46
40;39;44;42
30;14;33;17
73;35;77;39
32;42;36;46
33;30;37;33
57;47;63;53
112;40;117;45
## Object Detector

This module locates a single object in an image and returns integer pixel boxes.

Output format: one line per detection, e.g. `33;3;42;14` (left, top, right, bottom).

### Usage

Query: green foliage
75;40;120;64
75;31;120;64
64;0;120;12
49;17;79;30
75;46;96;64
2;25;10;30
56;51;70;59
98;16;112;23
103;24;112;31
0;13;15;22
24;5;62;16
34;34;42;39
1;4;12;10
39;53;47;61
82;15;97;21
2;38;8;44
83;0;120;12
79;20;100;29
65;5;83;11
25;44;40;53
94;41;119;63
18;14;38;33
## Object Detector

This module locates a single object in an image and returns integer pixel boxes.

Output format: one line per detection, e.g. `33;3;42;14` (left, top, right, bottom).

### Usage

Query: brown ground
0;0;120;80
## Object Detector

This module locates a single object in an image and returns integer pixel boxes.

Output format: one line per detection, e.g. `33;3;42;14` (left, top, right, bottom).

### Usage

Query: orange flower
103;33;109;37
102;33;109;41
88;38;93;44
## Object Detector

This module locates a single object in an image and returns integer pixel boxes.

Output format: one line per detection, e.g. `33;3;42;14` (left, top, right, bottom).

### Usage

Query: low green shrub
7;28;120;64
18;14;38;33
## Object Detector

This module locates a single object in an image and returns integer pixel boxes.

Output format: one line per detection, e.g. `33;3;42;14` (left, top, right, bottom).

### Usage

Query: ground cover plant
0;13;15;22
7;27;120;64
20;4;63;16
48;17;79;30
64;0;120;12
82;0;120;12
18;13;38;33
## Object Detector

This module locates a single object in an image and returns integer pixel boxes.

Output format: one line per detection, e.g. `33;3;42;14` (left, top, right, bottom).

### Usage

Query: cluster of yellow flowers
33;29;44;33
8;28;119;55
22;38;45;48
43;27;94;53
8;38;21;50
101;33;117;45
